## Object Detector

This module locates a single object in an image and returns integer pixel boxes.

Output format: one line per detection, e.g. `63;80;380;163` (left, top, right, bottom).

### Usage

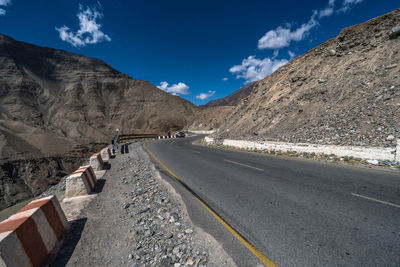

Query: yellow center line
351;193;400;209
189;149;201;154
224;159;264;172
143;142;276;267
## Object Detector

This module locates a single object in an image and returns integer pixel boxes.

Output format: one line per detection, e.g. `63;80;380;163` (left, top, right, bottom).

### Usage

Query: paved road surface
145;136;400;267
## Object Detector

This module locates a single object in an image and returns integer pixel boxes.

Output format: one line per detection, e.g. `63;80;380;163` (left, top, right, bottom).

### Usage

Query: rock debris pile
120;154;211;267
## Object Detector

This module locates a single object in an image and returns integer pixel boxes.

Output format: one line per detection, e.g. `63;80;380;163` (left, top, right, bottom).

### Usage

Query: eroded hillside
0;34;198;208
187;106;235;132
201;83;255;108
216;9;400;148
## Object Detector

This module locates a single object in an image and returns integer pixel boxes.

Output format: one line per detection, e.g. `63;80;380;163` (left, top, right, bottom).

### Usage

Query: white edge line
351;193;400;209
223;159;264;171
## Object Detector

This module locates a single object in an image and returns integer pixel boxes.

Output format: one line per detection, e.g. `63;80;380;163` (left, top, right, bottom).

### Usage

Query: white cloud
257;0;361;51
318;0;335;18
257;17;318;50
338;0;364;12
0;0;11;5
229;55;288;83
196;91;215;100
0;0;11;16
157;81;190;95
56;4;111;47
222;77;228;81
288;51;296;59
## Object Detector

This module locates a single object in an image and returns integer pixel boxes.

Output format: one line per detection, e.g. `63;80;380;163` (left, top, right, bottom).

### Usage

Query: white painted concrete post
100;147;111;162
396;139;400;162
0;196;69;267
65;165;97;198
90;153;104;171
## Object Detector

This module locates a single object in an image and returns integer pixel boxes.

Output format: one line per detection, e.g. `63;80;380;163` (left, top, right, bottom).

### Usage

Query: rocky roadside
214;11;400;149
50;142;235;267
198;139;400;172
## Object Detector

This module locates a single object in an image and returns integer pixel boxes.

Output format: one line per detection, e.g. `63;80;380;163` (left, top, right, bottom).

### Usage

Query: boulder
389;26;400;39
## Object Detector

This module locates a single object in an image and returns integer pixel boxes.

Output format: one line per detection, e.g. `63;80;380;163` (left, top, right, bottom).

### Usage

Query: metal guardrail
117;133;159;142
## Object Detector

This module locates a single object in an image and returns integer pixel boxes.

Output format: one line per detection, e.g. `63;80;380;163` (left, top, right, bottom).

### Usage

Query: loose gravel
51;142;235;267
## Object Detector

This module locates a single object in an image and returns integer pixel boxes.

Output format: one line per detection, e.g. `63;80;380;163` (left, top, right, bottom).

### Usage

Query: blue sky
0;1;398;105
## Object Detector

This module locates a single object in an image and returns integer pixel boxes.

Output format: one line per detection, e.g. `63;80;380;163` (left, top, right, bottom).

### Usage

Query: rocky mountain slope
0;34;198;209
215;9;400;148
186;106;235;131
201;82;255;108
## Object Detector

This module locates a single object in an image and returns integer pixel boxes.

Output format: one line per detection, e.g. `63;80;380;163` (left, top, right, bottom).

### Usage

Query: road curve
145;136;400;267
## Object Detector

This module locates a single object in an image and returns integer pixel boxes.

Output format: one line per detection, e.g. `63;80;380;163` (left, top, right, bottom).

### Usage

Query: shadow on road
93;179;106;194
49;218;87;266
120;144;130;154
103;162;111;170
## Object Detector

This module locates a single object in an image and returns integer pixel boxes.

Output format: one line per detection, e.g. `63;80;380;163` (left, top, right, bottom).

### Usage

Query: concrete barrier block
100;147;112;162
0;195;69;267
90;153;104;171
396;139;400;162
65;166;97;198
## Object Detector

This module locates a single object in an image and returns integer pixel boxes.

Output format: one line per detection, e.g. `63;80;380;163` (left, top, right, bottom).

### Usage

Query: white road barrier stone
0;196;69;267
90;153;104;171
65;165;97;198
100;147;112;162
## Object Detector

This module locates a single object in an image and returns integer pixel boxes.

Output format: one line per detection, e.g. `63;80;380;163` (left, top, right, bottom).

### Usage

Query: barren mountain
215;9;400;148
201;82;255;108
0;34;198;209
187;106;235;131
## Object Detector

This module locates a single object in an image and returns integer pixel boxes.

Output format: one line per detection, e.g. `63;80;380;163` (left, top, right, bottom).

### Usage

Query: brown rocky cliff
216;9;400;148
201;82;255;108
0;33;198;160
0;34;198;209
187;106;235;131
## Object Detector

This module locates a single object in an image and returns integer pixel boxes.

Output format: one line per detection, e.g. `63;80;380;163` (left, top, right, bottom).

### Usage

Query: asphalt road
145;136;400;267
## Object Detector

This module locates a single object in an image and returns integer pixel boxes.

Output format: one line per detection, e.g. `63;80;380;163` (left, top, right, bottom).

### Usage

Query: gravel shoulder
51;142;235;266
